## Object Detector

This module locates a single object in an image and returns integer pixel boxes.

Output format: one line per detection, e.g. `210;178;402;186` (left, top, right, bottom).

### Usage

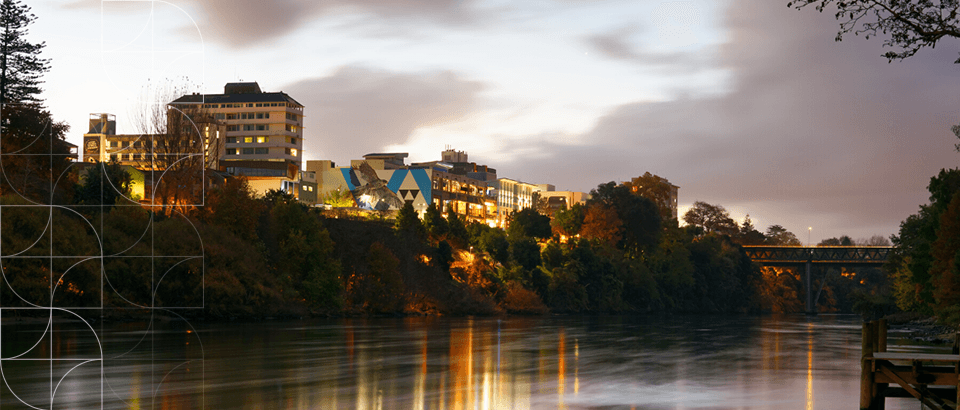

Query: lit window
243;137;253;143
290;148;297;157
256;136;266;143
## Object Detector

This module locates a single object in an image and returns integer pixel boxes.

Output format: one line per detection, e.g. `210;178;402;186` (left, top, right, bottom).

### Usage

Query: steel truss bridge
742;246;894;314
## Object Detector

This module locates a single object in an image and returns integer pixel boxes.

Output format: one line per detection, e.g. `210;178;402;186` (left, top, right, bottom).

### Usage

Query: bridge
742;246;894;314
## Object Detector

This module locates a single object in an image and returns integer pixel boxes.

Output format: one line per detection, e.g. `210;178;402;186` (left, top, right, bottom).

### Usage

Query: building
82;113;225;169
169;82;305;197
536;190;589;213
496;177;539;226
313;150;497;225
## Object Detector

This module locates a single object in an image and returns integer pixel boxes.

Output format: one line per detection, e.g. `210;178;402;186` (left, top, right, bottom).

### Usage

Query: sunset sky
30;0;960;242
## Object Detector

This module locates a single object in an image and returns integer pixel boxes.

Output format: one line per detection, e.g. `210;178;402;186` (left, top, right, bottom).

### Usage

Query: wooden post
876;319;886;410
861;321;876;410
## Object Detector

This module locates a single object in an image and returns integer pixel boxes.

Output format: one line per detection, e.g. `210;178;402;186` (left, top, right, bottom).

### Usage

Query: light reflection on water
0;314;948;409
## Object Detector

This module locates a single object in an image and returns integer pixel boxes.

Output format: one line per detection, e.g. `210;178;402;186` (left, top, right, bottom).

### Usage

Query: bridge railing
741;246;893;265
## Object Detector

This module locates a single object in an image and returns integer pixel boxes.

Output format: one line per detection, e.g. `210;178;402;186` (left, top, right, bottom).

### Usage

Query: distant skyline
30;0;960;242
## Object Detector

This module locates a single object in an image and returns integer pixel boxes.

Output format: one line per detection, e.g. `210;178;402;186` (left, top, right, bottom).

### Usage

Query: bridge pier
742;245;892;315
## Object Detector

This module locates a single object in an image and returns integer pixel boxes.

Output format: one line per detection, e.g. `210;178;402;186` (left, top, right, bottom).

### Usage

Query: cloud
284;65;485;164
64;0;490;47
494;0;960;239
585;26;710;72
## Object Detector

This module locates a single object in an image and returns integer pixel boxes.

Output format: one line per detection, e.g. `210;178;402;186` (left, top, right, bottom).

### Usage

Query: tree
423;203;448;238
553;203;586;238
588;182;661;251
395;201;424;239
788;0;960;63
765;225;802;246
683;201;738;236
507;207;552;239
0;104;71;202
930;193;960;321
736;215;767;245
819;235;854;246
75;161;133;207
0;0;49;105
134;81;221;215
624;172;677;223
580;204;623;247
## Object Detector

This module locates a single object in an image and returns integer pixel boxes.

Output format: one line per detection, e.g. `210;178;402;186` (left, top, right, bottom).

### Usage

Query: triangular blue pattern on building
341;168;357;191
387;170;407;193
411;169;431;204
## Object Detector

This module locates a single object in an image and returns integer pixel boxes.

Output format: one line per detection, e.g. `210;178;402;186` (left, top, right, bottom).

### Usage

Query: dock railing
861;319;960;410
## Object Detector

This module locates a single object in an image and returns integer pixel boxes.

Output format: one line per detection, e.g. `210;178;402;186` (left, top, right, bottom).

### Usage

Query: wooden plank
878;364;949;410
884;386;957;399
872;352;960;362
874;369;958;386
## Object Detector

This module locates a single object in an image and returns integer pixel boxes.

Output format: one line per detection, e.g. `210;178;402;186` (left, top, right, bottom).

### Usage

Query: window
256;113;265;119
242;148;254;155
215;113;225;120
226;113;237;120
256;136;266;143
255;103;262;107
286;148;298;157
256;124;266;131
243;137;253;143
242;124;255;131
227;125;239;131
226;137;236;143
255;148;268;155
121;141;129;148
134;141;141;148
286;113;297;121
247;103;253;107
110;141;118;148
227;148;236;155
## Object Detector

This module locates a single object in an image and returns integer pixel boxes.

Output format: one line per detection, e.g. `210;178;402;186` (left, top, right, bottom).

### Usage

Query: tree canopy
789;0;960;63
0;0;49;104
683;201;738;236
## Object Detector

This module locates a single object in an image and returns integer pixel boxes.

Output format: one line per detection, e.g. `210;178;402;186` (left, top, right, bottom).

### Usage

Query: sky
28;0;960;243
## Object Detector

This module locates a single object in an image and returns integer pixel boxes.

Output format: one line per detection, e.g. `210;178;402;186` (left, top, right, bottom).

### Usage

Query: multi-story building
169;82;305;197
313;151;497;225
496;177;539;227
82;113;224;169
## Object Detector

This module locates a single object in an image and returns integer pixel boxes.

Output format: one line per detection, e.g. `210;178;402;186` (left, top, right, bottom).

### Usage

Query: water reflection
1;314;946;409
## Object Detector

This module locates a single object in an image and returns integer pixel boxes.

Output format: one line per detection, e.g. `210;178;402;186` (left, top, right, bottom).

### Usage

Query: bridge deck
742;245;892;265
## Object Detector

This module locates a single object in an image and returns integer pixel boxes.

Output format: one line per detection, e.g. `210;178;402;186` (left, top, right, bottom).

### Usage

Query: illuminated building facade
82;113;225;169
313;151;496;225
496;177;538;226
169;82;304;197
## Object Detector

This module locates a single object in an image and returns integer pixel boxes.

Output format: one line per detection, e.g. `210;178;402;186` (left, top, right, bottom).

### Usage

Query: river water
0;314;948;409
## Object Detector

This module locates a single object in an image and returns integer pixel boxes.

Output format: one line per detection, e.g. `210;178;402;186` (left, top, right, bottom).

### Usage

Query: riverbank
885;312;959;344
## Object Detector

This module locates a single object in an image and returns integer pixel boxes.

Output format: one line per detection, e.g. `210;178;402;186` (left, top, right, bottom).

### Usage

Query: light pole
808;227;812;246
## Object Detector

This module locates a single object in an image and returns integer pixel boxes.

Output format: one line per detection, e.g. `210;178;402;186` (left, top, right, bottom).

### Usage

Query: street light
808;227;812;246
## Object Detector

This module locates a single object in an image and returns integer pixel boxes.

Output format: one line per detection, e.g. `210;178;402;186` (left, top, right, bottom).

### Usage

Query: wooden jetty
861;319;960;410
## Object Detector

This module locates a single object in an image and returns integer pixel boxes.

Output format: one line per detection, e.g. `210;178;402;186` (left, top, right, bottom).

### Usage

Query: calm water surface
0;314;948;409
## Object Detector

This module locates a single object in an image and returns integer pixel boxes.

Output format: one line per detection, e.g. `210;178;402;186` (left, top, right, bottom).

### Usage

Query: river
0;314;948;409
